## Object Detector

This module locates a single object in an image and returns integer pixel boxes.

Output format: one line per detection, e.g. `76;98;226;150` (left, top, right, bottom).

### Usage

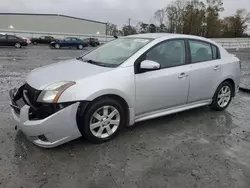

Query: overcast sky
1;0;249;28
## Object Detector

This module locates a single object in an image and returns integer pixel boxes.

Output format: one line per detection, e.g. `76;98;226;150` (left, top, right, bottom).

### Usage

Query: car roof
125;33;214;43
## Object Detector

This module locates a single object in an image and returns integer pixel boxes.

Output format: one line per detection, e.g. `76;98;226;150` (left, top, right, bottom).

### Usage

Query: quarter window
189;40;213;63
145;40;186;68
211;45;219;59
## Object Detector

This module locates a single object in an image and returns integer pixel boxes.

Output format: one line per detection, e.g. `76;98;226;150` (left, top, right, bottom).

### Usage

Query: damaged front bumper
9;85;82;148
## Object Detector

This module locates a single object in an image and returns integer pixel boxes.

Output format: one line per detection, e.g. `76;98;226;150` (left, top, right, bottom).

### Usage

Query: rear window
189;40;220;63
8;36;17;40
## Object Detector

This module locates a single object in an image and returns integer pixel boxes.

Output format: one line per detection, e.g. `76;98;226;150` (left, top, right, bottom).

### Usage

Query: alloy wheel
78;44;83;49
217;85;231;108
89;106;120;138
15;43;21;48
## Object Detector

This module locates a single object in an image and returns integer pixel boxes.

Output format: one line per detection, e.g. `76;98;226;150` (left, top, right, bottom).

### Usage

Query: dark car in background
85;38;100;47
50;37;88;50
31;36;55;45
0;34;28;48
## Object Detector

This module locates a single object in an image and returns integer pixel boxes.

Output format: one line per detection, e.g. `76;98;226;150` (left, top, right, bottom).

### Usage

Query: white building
0;13;107;37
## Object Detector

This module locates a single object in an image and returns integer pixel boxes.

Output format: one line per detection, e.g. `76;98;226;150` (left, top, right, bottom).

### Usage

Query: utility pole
128;18;131;35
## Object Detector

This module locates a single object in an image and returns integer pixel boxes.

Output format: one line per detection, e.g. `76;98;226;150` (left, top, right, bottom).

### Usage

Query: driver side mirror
140;60;160;71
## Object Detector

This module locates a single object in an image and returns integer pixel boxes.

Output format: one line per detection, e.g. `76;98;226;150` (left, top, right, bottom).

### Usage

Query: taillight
24;39;27;43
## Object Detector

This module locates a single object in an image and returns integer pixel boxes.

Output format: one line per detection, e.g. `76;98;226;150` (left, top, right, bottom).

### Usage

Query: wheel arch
215;78;236;97
77;93;131;128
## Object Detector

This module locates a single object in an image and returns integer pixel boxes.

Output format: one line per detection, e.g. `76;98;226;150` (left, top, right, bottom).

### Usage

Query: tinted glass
189;40;213;63
0;35;6;39
146;40;186;68
8;36;17;40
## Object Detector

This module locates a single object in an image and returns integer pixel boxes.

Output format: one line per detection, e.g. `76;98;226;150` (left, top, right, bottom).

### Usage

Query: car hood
26;59;113;90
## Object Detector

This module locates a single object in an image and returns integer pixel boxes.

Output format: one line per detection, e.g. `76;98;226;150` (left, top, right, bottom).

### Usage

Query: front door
135;39;190;116
0;35;7;46
187;40;222;103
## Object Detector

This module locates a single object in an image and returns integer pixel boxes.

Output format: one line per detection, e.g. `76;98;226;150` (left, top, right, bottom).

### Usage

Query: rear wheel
55;44;60;49
15;43;21;48
33;41;37;45
77;44;83;50
210;81;233;111
77;97;125;143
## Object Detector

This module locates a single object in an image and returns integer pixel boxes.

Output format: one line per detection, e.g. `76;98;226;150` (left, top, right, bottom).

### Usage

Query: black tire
15;43;21;48
77;97;125;143
33;41;38;45
210;81;233;111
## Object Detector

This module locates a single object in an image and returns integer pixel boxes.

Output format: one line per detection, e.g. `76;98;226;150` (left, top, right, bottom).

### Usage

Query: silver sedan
9;33;241;148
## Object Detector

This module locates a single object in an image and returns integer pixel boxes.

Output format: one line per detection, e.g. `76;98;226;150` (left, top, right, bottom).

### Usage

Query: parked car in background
21;37;31;44
50;37;88;49
9;33;241;148
31;36;55;45
0;34;28;48
85;38;100;47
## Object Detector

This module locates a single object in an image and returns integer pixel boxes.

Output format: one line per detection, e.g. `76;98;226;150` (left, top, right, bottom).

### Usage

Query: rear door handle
214;65;220;71
178;72;188;79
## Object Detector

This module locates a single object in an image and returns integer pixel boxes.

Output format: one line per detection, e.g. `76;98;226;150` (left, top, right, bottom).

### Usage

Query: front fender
57;67;135;108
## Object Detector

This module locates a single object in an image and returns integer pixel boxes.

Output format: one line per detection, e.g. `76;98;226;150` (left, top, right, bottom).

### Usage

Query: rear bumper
10;88;82;148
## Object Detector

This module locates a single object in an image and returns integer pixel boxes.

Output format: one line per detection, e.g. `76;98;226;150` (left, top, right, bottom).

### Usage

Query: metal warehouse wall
0;14;107;35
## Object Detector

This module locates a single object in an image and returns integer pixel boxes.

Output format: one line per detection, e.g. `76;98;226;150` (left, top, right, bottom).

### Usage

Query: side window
189;40;213;63
40;36;45;39
145;40;186;68
0;35;6;39
8;36;17;40
211;45;219;59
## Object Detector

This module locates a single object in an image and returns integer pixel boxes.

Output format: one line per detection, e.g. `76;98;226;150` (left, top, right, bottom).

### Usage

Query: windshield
79;38;151;67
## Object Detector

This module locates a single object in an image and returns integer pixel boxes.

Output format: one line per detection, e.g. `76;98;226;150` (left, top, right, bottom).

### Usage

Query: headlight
37;81;76;103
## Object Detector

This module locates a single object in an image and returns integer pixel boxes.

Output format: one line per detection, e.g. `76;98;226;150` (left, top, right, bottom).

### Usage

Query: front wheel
210;81;233;111
77;97;125;143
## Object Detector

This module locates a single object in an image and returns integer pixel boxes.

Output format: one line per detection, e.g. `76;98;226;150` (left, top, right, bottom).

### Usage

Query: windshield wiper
77;57;116;67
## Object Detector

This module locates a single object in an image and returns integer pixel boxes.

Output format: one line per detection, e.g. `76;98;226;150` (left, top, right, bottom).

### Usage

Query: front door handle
178;72;188;79
214;65;221;71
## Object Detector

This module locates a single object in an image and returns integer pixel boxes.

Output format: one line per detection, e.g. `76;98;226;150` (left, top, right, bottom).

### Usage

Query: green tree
221;9;250;37
182;0;206;35
205;0;224;38
122;25;137;36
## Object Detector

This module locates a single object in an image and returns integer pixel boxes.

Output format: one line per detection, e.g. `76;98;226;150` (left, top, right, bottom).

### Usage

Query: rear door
0;35;7;46
44;36;51;44
7;35;18;46
70;38;78;47
187;39;222;103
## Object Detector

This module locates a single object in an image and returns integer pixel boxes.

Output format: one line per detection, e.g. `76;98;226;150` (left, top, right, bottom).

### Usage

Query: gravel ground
0;45;250;188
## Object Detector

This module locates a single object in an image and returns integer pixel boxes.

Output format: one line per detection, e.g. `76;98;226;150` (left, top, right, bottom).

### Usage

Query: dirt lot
0;46;250;188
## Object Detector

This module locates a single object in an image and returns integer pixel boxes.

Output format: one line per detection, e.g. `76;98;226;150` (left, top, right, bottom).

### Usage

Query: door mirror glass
140;60;160;70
